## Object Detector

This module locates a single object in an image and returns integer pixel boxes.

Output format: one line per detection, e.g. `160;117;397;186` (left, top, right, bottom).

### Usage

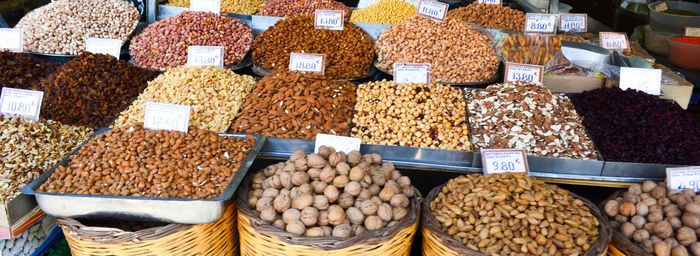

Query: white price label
667;167;700;191
144;102;191;133
85;38;122;59
314;10;344;30
393;63;430;85
0;87;43;121
559;14;587;32
289;52;326;74
655;1;668;12
477;0;501;4
190;0;220;14
0;29;23;52
619;67;662;96
686;27;700;37
416;0;448;22
187;46;224;68
314;134;361;154
525;13;557;34
481;149;529;175
599;32;629;50
505;63;543;83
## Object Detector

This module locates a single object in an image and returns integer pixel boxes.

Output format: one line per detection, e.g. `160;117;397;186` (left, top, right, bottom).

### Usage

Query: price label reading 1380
525;13;557;34
505;63;543;83
314;10;345;30
0;87;44;121
481;149;529;175
667;167;700;192
289;52;326;74
416;0;448;22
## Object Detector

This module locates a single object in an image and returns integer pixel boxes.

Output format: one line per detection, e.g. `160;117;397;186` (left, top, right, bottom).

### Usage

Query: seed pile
39;124;256;199
350;0;417;24
448;3;526;31
259;0;352;20
229;71;356;139
164;0;265;14
0;51;59;90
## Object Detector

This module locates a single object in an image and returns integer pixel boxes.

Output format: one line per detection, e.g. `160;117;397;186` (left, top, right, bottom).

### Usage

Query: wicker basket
599;191;653;256
56;201;239;256
422;182;612;256
237;175;421;256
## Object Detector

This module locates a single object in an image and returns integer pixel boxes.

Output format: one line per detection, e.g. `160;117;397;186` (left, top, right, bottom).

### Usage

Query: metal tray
21;128;266;224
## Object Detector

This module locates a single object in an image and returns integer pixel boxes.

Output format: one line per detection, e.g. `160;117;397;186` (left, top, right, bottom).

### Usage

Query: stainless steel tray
21;128;266;224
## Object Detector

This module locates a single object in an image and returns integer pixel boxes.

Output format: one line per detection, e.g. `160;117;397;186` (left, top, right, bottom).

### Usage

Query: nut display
38;124;256;199
351;80;471;151
164;0;264;14
605;181;700;255
375;16;499;84
259;0;352;20
15;0;139;55
252;16;374;80
349;0;417;24
0;51;59;90
0;116;92;202
572;88;700;165
465;81;599;159
447;2;525;31
32;52;158;128
228;71;356;139
114;66;255;133
499;34;587;66
129;11;253;70
247;148;416;237
431;173;601;255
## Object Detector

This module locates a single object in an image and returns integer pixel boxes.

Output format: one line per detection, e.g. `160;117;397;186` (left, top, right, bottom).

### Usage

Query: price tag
0;87;43;121
85;38;122;59
314;134;361;154
619;67;662;96
477;0;501;4
416;0;448;22
559;14;587;32
144;102;191;133
525;13;557;34
599;32;629;50
481;149;529;175
667;166;700;191
0;29;23;52
686;27;700;37
655;1;668;12
504;63;543;83
187;46;224;68
393;63;430;85
402;0;420;6
314;10;344;30
289;52;326;75
190;0;220;14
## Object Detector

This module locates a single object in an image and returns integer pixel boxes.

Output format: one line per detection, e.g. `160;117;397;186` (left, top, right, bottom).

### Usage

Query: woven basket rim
237;172;423;250
599;190;654;256
422;177;612;256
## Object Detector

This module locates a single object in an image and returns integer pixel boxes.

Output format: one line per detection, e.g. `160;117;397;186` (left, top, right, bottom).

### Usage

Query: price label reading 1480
667;167;700;192
0;87;43;121
416;0;448;22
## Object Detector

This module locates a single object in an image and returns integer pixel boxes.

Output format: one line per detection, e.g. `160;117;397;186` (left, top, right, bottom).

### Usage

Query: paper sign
190;0;220;14
525;13;557;34
655;1;668;12
686;27;700;37
85;38;122;59
619;67;662;96
314;134;361;154
417;0;448;22
0;29;23;52
481;149;529;175
289;52;326;74
187;46;224;68
667;167;700;191
559;14;587;32
144;102;191;133
505;63;543;83
600;32;629;50
315;10;344;30
393;63;430;84
477;0;501;4
0;87;43;121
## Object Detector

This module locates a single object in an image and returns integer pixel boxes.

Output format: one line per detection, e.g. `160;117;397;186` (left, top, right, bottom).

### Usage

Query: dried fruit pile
0;51;59;90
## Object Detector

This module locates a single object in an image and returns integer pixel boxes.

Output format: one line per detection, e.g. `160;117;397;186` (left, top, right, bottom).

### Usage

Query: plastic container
649;1;700;34
668;37;700;71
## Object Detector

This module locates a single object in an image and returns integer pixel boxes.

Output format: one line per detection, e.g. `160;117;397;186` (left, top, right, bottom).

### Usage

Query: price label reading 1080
416;0;448;22
667;167;700;192
0;87;43;121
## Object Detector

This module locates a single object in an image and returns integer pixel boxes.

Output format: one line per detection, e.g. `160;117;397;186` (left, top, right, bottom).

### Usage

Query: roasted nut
259;0;352;20
447;2;525;31
164;0;263;14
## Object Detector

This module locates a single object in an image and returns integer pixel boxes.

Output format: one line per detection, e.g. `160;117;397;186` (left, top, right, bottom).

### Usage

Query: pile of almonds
247;148;416;237
447;2;526;31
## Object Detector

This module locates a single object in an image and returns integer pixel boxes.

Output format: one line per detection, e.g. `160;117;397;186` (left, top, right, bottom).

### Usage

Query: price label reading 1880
525;13;557;34
505;63;543;83
559;14;587;32
187;46;224;68
477;0;501;4
0;29;23;52
315;10;345;30
144;102;191;133
481;149;529;175
416;0;448;22
0;87;43;121
667;167;700;192
289;52;326;74
600;32;629;50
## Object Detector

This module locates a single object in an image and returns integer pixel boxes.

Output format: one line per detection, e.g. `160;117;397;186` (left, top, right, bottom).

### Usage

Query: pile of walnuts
247;147;416;237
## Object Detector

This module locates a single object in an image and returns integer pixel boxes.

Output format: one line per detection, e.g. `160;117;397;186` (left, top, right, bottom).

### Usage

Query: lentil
164;0;264;14
114;66;255;133
448;2;526;31
259;0;352;20
0;51;59;90
499;34;586;66
349;0;417;24
351;80;471;151
229;71;356;139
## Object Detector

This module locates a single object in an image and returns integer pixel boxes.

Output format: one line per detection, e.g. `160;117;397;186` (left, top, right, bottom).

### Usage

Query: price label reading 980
559;14;587;32
505;63;543;83
289;52;326;75
481;149;529;175
314;10;345;30
525;13;557;34
667;167;700;192
0;87;43;121
416;0;448;22
600;32;629;50
144;102;191;133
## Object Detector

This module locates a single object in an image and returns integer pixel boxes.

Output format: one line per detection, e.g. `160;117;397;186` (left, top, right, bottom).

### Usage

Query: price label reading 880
289;52;326;74
667;167;700;192
0;87;43;121
525;14;556;34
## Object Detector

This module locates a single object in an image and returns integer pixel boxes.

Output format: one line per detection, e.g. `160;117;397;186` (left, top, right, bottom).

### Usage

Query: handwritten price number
315;10;344;30
478;0;500;4
492;159;520;172
600;33;628;50
295;61;318;70
319;17;339;26
512;72;535;82
604;40;623;49
0;88;43;121
420;6;440;16
676;180;700;191
4;100;35;114
525;14;555;33
149;114;186;130
289;53;325;74
529;22;551;31
417;0;447;21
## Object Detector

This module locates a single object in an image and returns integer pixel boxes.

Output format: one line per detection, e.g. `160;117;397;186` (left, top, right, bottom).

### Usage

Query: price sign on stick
667;166;700;191
393;63;430;85
289;53;326;75
619;67;662;96
481;149;529;175
190;0;220;14
187;46;224;68
477;0;501;4
600;32;629;50
314;134;361;154
315;10;344;30
144;102;191;133
686;27;700;37
0;29;23;52
417;0;448;22
525;13;557;34
0;88;43;121
85;38;122;59
559;14;587;32
505;63;543;83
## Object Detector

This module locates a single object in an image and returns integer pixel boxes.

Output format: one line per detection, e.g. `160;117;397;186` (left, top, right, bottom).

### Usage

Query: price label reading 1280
0;87;43;121
505;63;543;83
525;13;557;34
481;149;529;175
289;52;326;75
144;102;191;133
315;10;345;30
559;14;587;32
417;0;448;22
600;32;629;50
667;167;700;192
